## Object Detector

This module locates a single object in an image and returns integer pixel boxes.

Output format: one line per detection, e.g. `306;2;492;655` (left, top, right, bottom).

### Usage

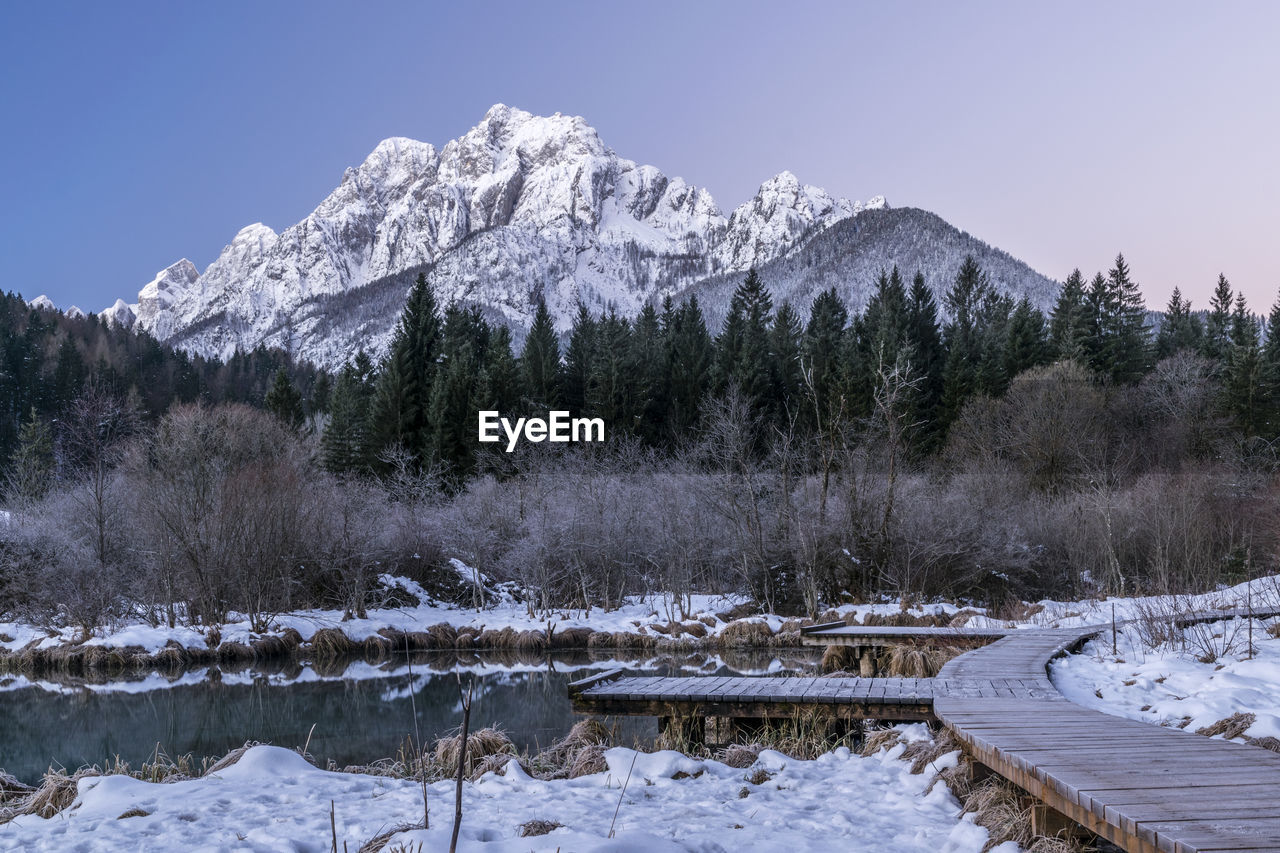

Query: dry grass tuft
820;645;860;674
308;627;358;660
205;742;259;774
883;644;961;678
215;641;255;662
746;767;773;785
718;743;763;769
718;620;773;646
539;719;613;779
861;727;905;756
681;621;708;639
963;777;1035;851
117;807;150;819
901;728;962;775
433;727;515;780
948;609;981;627
550;627;593;648
929;760;973;799
520;819;563;837
1247;736;1280;753
514;630;546;653
1196;712;1256;740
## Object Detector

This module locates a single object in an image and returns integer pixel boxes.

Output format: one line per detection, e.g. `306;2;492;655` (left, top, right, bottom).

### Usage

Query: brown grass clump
718;743;763;769
718;620;773;646
514;630;547;653
746;767;773;785
362;634;393;659
308;627;358;660
948;609;981;627
820;645;860;674
883;644;961;678
215;641;255;663
117;807;151;819
433;727;515;780
154;645;188;670
4;768;100;822
550;627;594;648
426;623;458;647
861;728;905;756
901;728;962;775
1266;621;1280;639
250;635;291;660
964;778;1034;851
1247;736;1280;753
539;719;612;779
1196;712;1256;740
520;819;563;837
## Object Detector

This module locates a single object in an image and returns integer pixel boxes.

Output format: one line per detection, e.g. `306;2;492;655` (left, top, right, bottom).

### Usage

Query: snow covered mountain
109;104;1054;367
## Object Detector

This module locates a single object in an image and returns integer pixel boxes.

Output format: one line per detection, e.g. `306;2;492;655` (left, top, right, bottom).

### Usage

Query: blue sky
2;1;1277;313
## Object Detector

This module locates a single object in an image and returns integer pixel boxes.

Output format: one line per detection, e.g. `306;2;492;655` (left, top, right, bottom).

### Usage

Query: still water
0;649;820;783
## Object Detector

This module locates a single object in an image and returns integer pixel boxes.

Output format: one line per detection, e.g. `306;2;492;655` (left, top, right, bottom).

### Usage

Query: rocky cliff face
109;104;1049;367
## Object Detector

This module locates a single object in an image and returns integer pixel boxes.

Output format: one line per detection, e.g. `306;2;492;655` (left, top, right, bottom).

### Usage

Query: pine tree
562;303;597;414
264;367;305;429
802;287;848;430
940;256;989;426
1100;254;1150;384
476;326;522;415
1258;293;1280;438
1004;298;1050;379
904;272;946;451
322;360;375;474
6;407;54;504
629;303;667;442
309;372;332;415
1049;269;1087;361
428;306;490;473
1155;287;1204;360
1202;274;1234;367
715;268;773;401
368;273;441;461
768;301;804;423
521;298;561;408
666;296;713;433
1224;292;1262;435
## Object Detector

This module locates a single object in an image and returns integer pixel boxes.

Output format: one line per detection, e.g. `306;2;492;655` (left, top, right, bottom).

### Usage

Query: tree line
317;255;1280;479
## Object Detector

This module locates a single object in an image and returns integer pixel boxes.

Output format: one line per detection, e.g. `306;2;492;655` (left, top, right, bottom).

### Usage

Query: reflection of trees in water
0;650;819;783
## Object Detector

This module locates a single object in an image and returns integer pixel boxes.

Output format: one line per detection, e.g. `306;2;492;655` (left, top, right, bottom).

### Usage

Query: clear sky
2;1;1277;314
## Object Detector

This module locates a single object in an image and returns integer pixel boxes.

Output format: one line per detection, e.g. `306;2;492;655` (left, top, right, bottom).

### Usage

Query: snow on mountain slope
118;105;889;366
117;104;1054;368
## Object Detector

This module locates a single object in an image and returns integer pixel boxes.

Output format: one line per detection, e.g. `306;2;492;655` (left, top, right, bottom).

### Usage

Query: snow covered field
1051;614;1280;740
2;728;1009;853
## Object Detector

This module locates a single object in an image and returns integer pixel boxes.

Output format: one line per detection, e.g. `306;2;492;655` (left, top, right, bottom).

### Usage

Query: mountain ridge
101;104;1055;367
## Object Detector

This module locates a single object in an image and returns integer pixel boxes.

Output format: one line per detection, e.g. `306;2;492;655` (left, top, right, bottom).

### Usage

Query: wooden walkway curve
569;608;1280;853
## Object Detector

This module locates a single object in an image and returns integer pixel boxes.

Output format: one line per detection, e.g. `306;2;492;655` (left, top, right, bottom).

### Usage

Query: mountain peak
118;106;927;367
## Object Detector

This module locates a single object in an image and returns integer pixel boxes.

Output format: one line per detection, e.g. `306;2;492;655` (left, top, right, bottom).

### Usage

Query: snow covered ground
1050;614;1280;740
3;728;1011;853
0;569;966;657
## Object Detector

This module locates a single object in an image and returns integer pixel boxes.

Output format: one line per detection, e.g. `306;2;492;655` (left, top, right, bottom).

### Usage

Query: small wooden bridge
569;610;1280;853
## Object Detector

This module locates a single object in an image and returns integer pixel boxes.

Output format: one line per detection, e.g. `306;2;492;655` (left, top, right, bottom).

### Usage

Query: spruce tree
940;256;989;426
428;306;489;473
629;303;667;442
1202;274;1234;367
322;361;375;474
1004;298;1050;379
264;367;305;429
716;268;773;402
802;287;848;430
768;301;804;423
521;297;561;408
1224;292;1262;435
368;273;441;461
904;272;946;451
6;407;54;504
1100;254;1150;384
1258;293;1280;438
1155;287;1203;360
666;296;713;433
1049;269;1087;361
562;303;597;414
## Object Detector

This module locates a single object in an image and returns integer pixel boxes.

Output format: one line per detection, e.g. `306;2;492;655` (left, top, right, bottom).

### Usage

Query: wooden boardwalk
799;623;1011;646
569;610;1280;852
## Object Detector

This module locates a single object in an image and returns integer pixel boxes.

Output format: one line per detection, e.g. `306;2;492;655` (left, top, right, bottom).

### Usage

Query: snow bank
4;738;999;853
1051;616;1280;740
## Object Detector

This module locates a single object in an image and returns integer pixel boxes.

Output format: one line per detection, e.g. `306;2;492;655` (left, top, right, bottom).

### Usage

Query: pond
0;649;821;784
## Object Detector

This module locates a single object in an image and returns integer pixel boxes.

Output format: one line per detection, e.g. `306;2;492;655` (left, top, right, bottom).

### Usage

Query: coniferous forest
4;254;1280;635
